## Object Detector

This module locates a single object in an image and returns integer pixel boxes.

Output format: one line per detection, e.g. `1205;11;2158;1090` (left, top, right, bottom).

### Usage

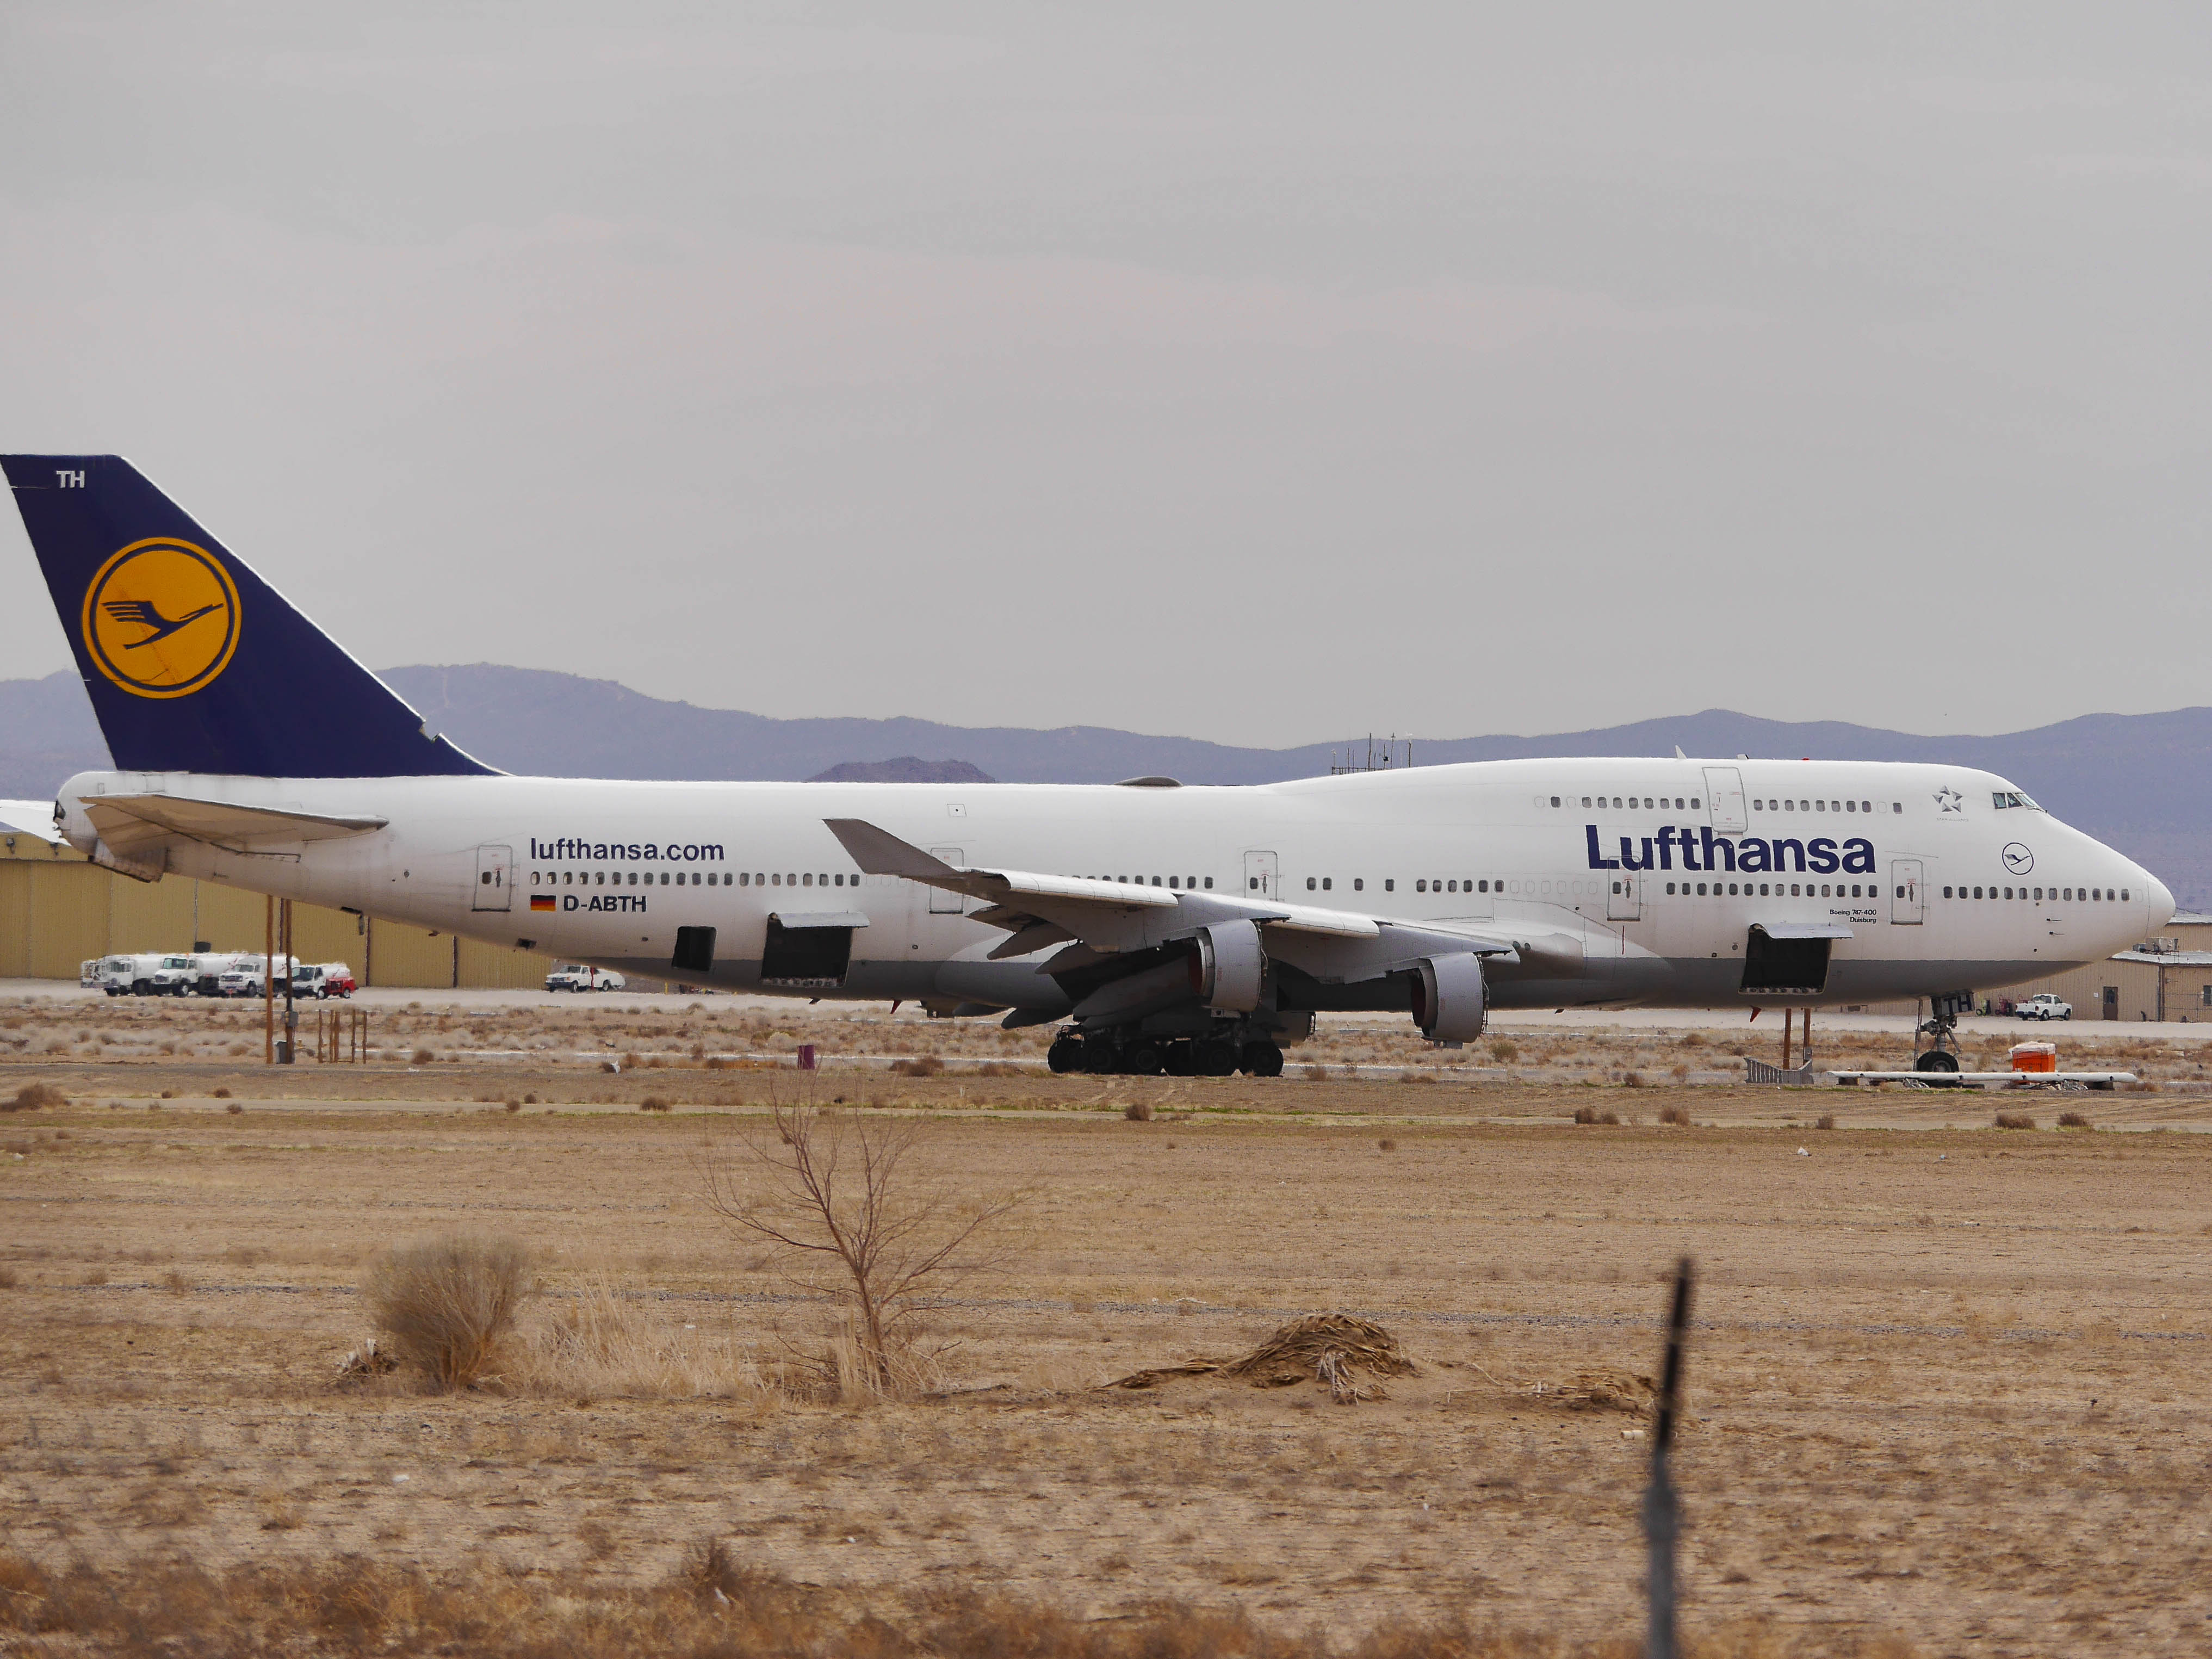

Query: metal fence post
1643;1257;1695;1659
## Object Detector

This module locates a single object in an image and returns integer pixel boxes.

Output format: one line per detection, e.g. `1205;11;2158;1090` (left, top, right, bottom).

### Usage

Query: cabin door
1607;871;1641;920
1890;858;1925;925
1243;850;1280;900
928;849;965;913
1702;767;1748;834
472;844;512;912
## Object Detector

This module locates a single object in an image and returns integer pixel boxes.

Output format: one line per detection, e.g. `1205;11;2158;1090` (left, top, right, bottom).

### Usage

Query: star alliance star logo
1934;787;1965;814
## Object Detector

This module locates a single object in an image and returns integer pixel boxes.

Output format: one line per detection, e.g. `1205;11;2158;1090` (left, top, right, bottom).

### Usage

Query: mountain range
4;663;2205;908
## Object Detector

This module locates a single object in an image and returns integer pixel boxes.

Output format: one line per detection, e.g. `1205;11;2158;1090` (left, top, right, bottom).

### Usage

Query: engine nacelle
1187;919;1265;1013
1411;952;1487;1043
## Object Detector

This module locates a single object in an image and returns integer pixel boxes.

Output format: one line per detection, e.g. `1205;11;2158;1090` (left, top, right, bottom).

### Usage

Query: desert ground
4;987;2211;1655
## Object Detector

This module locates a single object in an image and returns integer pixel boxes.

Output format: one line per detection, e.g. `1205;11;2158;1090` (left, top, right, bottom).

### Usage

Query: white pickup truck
546;963;625;993
2014;993;2072;1021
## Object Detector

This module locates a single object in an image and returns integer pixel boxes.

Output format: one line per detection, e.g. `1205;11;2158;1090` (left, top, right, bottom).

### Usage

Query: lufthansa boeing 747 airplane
4;456;2173;1076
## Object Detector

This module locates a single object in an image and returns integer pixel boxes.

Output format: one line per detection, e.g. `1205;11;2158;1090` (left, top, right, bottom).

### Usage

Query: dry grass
889;1054;945;1077
0;1546;1894;1658
519;1279;777;1404
1572;1105;1621;1125
1993;1112;2037;1130
1657;1104;1693;1126
1124;1098;1155;1122
361;1233;535;1390
2059;1110;2093;1129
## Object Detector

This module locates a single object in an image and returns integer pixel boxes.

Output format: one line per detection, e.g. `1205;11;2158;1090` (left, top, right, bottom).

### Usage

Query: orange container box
2010;1043;2057;1073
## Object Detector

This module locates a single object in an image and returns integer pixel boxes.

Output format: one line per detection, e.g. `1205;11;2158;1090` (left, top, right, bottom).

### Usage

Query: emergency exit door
472;844;512;912
1244;850;1280;899
1891;858;1924;925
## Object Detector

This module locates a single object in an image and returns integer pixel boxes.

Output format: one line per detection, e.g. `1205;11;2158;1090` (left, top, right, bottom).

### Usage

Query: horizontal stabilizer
0;799;63;846
84;794;388;859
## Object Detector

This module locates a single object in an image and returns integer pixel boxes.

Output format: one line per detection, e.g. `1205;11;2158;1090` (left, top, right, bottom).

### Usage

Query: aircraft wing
823;818;1566;982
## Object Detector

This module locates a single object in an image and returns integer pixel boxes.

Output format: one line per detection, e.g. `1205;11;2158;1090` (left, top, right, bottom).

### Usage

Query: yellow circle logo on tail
81;538;242;699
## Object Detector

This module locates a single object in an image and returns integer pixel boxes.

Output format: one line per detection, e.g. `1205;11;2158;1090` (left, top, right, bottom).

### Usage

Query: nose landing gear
1912;992;1972;1075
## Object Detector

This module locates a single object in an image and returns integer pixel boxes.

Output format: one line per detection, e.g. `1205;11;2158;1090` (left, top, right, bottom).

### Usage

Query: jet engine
1187;919;1265;1013
1411;952;1487;1043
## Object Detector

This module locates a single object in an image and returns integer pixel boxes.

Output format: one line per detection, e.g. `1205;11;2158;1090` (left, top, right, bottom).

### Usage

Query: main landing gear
1046;1026;1284;1078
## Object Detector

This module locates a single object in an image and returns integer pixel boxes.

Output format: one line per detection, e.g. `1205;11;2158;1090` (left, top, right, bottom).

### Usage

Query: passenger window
788;874;797;886
1416;880;1426;893
1791;883;1801;896
1695;882;1706;895
2122;888;2129;901
1582;796;1592;807
1613;797;1622;808
1322;877;1332;891
1308;877;1318;892
1353;879;1362;892
1892;802;1901;813
1169;876;1180;889
1384;880;1395;892
1759;883;1770;896
1845;800;1855;812
1666;882;1676;895
1203;877;1213;889
1550;796;1560;807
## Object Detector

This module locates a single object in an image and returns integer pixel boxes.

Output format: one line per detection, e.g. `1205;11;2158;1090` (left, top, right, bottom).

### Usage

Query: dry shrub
699;1099;1021;1398
1304;1063;1327;1081
640;1097;673;1113
1377;1137;1397;1151
1487;1038;1519;1062
504;1098;523;1113
1815;1114;1836;1131
411;1047;435;1066
226;1101;244;1115
890;1054;945;1077
361;1233;535;1391
1572;1105;1621;1125
5;1082;64;1112
1622;1071;1645;1088
1124;1098;1155;1122
977;1061;1019;1077
522;1279;776;1404
1993;1111;2037;1130
212;1086;232;1099
2058;1110;2093;1129
1657;1104;1692;1127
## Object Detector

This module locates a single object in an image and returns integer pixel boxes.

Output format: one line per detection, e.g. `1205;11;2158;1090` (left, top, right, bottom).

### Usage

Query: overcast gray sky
4;3;2211;746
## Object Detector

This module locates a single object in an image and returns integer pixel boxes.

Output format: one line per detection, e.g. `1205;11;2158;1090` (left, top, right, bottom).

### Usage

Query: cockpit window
1991;790;2038;810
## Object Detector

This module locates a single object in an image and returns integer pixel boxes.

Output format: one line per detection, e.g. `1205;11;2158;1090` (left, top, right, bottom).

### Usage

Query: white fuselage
56;757;2171;1014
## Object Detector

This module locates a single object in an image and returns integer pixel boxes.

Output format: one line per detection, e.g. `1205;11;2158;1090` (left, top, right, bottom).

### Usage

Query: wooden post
263;895;275;1066
1643;1258;1696;1659
1780;1008;1793;1070
1802;1007;1812;1067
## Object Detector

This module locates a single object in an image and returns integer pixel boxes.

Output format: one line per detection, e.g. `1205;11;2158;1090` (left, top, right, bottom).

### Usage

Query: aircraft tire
1162;1039;1196;1077
1083;1039;1119;1075
1046;1036;1082;1074
1912;1050;1960;1074
1241;1041;1285;1078
1127;1040;1166;1076
1194;1038;1238;1077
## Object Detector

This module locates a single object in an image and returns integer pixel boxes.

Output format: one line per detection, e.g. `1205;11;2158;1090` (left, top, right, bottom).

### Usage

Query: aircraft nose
2143;868;2176;928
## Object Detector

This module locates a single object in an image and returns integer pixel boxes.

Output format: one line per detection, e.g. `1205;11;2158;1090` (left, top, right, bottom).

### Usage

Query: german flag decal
530;894;556;912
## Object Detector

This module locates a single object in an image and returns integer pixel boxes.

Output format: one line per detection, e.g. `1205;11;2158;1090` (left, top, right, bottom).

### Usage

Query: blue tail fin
4;455;492;778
